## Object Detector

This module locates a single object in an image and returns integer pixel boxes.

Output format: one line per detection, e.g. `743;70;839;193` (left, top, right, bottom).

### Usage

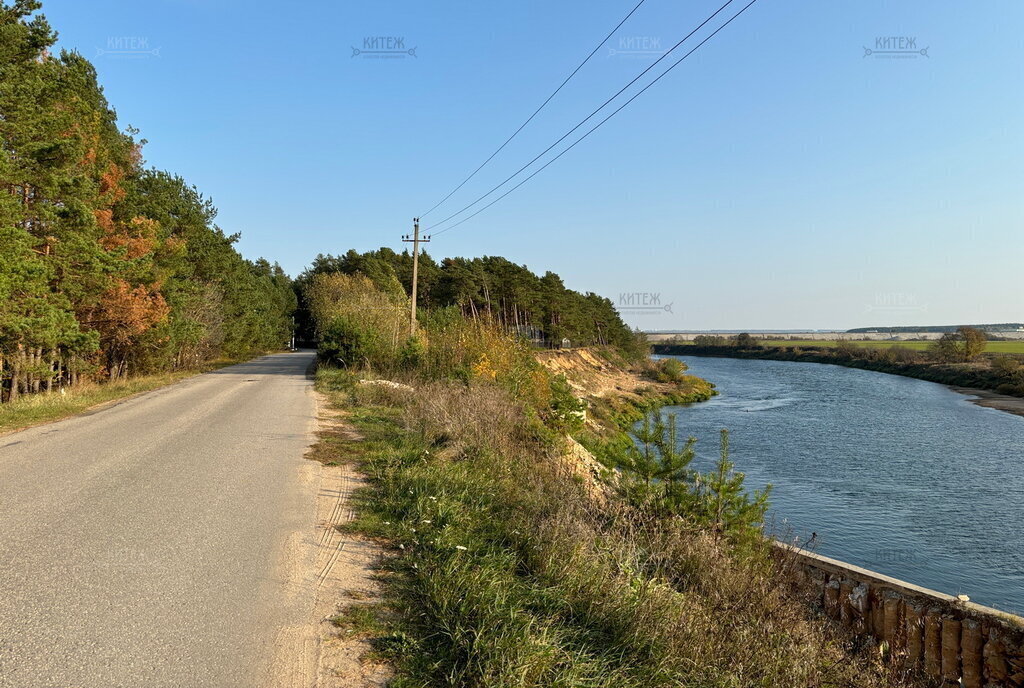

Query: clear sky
41;0;1023;331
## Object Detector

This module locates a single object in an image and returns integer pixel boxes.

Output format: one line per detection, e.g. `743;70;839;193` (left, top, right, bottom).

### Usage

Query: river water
660;355;1024;614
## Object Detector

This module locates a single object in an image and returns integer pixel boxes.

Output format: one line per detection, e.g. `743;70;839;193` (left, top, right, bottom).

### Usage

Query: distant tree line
693;328;994;364
296;249;644;357
847;324;1023;334
1;1;294;402
658;326;1024;398
692;333;760;348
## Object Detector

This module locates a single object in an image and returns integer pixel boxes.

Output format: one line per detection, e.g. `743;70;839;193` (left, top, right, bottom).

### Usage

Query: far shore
654;344;1024;421
952;386;1024;419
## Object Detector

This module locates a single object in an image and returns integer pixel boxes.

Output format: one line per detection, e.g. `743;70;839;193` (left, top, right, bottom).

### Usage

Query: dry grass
0;359;238;435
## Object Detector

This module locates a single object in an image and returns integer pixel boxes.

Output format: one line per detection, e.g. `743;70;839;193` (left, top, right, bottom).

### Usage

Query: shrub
692;335;727;347
308;272;407;370
991;355;1021;375
733;332;759;349
320;315;374;368
546;374;587;433
642;357;689;384
420;308;548;407
883;344;918;363
397;335;425;370
834;339;862;359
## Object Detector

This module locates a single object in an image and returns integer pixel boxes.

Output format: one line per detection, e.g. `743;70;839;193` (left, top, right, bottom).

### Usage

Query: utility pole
402;218;430;336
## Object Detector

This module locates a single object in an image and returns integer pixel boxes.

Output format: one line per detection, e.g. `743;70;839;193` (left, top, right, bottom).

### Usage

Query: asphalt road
0;352;319;687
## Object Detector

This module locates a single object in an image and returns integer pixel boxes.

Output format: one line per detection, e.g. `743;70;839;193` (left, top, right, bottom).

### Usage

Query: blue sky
42;0;1022;330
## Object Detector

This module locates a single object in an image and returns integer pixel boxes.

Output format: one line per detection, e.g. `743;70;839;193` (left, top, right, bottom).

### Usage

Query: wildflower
455;545;468;551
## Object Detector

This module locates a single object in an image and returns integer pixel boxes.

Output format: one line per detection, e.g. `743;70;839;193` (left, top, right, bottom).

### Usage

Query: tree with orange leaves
1;1;295;400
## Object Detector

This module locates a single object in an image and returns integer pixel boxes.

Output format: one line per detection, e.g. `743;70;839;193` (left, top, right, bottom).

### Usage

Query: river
660;355;1024;614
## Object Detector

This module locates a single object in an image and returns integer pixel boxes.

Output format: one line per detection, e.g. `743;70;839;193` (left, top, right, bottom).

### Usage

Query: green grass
330;604;385;637
0;358;241;435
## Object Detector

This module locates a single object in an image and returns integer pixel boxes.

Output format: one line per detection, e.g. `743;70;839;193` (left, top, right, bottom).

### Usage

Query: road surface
0;352;319;687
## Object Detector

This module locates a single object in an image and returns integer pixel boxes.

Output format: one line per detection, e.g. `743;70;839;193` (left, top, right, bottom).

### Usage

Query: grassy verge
314;367;914;687
0;356;254;435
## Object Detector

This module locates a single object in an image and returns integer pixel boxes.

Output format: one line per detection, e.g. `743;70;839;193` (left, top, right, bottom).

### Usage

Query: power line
433;0;759;237
418;0;649;220
425;0;739;232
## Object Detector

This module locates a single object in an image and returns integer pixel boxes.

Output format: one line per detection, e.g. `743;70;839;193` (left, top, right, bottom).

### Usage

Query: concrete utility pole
402;218;430;337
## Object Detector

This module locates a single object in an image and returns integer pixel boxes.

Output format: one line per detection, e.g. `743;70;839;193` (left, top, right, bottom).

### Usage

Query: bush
643;357;688;384
733;332;759;349
320;315;375;368
546;374;587;433
420;308;548;407
991;355;1021;375
397;335;425;370
833;340;862;359
882;344;918;363
308;272;408;371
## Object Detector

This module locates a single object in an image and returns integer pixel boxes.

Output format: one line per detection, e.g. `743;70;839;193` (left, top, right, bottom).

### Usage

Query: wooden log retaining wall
777;543;1024;686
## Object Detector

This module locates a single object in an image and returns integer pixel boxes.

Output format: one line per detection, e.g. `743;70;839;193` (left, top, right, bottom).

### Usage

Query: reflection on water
661;355;1024;614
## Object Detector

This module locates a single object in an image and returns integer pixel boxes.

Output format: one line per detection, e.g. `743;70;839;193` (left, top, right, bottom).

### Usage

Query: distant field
667;339;1024;354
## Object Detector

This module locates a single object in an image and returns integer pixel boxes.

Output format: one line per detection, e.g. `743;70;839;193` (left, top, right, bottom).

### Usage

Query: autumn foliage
0;1;295;399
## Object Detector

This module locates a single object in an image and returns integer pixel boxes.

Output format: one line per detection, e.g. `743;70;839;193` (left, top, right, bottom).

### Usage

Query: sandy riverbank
952;386;1024;419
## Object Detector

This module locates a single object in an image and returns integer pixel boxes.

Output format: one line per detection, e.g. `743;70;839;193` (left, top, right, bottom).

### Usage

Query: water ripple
662;355;1024;614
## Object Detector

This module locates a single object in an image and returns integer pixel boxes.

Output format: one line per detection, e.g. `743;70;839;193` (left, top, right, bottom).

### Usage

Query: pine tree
1;1;296;399
699;429;771;545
